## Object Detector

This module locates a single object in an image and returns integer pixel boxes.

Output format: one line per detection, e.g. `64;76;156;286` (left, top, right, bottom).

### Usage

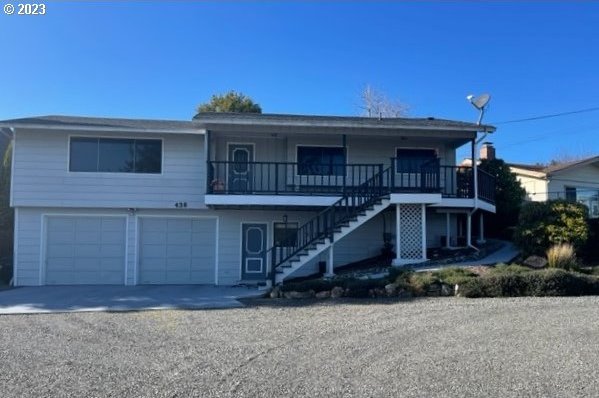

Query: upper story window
297;146;345;176
69;137;162;173
396;148;437;173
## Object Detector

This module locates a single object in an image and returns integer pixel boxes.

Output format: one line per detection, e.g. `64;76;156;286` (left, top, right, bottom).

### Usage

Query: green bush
281;277;388;296
489;263;532;275
434;267;477;286
547;243;578;270
459;268;599;298
514;200;589;256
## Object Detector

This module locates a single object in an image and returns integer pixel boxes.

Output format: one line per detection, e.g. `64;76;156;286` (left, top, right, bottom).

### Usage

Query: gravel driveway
1;296;599;397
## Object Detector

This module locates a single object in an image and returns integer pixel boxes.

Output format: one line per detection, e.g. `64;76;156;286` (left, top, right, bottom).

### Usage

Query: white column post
445;212;451;249
325;244;335;277
421;204;427;261
393;204;402;266
477;212;486;245
466;212;472;247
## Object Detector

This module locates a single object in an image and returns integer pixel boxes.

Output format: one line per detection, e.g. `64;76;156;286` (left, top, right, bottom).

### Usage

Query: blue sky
1;1;598;163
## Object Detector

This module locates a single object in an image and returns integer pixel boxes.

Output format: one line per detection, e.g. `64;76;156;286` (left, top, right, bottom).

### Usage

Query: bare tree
359;85;409;118
549;148;595;166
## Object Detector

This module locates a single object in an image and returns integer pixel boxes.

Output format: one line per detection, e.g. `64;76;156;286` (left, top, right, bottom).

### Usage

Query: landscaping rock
398;289;413;299
331;286;344;298
440;284;453;297
284;290;315;299
315;290;331;299
374;287;387;298
385;283;398;297
427;283;442;296
524;255;548;269
269;287;281;299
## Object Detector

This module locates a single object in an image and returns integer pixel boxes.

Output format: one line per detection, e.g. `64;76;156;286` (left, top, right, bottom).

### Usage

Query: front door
228;144;253;193
241;223;267;280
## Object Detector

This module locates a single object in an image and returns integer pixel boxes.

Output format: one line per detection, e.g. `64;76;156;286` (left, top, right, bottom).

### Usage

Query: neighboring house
509;156;599;218
0;113;496;286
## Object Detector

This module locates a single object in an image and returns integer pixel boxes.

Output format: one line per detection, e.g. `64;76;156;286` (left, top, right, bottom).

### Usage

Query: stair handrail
268;165;392;283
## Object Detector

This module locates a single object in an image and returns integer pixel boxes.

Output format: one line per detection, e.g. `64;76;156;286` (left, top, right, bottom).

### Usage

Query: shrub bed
458;268;599;298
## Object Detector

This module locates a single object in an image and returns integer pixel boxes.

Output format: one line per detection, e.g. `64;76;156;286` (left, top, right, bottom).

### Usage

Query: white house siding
12;128;205;209
547;165;599;200
515;174;548;201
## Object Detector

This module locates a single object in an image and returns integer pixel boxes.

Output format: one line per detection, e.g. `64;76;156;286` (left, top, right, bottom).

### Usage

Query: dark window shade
297;146;345;176
565;187;577;202
274;222;299;247
396;148;437;173
70;138;161;173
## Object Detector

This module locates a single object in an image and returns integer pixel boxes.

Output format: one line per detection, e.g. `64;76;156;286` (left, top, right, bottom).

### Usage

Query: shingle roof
0;113;495;134
193;112;495;132
0;115;198;133
509;156;599;175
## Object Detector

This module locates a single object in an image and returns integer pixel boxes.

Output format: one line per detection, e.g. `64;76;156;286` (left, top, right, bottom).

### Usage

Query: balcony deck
207;160;495;205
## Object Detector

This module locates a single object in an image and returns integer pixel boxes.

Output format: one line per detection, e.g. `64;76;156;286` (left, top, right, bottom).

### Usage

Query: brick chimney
480;142;495;161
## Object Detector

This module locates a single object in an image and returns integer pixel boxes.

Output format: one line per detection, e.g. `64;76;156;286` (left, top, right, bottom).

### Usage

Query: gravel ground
1;296;599;397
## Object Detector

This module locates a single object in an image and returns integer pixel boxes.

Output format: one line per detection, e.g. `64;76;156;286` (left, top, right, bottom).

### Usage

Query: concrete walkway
0;285;266;315
416;241;520;271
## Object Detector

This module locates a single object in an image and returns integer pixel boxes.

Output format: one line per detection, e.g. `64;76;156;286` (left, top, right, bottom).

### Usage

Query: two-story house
0;113;496;286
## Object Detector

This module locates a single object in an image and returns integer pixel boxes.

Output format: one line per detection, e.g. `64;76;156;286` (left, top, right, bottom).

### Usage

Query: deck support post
325;244;335;277
421;204;427;261
445;212;451;249
467;211;472;247
477;212;486;245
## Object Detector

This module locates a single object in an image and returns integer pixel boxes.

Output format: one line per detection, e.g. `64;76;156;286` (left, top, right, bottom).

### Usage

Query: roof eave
0;122;204;135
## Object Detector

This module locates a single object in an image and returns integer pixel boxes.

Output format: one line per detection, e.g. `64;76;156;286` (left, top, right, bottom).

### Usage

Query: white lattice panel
399;204;423;259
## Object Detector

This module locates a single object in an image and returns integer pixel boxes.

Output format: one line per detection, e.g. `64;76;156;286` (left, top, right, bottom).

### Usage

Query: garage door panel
100;244;125;256
139;217;216;284
74;244;102;257
167;219;192;232
141;231;167;245
167;232;193;244
75;231;101;244
47;244;74;258
75;218;101;231
45;216;126;285
47;231;76;245
141;244;167;258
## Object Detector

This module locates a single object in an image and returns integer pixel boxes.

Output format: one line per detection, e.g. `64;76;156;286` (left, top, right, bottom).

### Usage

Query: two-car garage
43;215;217;285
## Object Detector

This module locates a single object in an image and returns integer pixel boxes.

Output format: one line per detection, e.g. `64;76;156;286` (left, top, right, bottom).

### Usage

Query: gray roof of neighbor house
509;155;599;175
0;113;495;134
193;112;495;132
0;115;199;133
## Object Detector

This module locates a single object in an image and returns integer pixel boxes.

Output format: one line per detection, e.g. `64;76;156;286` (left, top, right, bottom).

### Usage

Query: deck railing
207;160;495;204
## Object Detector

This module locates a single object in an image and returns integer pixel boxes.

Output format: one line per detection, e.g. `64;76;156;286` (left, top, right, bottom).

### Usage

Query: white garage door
138;217;217;284
45;216;126;285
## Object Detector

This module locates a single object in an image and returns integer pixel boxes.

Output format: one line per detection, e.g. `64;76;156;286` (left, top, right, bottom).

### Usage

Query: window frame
68;135;164;175
394;147;439;174
566;186;599;218
295;144;347;177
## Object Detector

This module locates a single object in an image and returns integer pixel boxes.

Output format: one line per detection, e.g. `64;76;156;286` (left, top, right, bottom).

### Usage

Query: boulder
315;290;331;299
374;287;387;298
284;290;315;299
523;255;548;269
398;289;413;299
440;284;453;297
331;286;345;298
426;283;442;296
269;286;281;299
385;283;398;297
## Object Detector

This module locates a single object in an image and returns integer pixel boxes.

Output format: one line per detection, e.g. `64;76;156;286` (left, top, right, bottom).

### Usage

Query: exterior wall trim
205;194;339;207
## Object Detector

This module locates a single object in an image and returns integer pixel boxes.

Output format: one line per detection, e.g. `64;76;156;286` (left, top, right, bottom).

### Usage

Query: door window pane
70;138;99;172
